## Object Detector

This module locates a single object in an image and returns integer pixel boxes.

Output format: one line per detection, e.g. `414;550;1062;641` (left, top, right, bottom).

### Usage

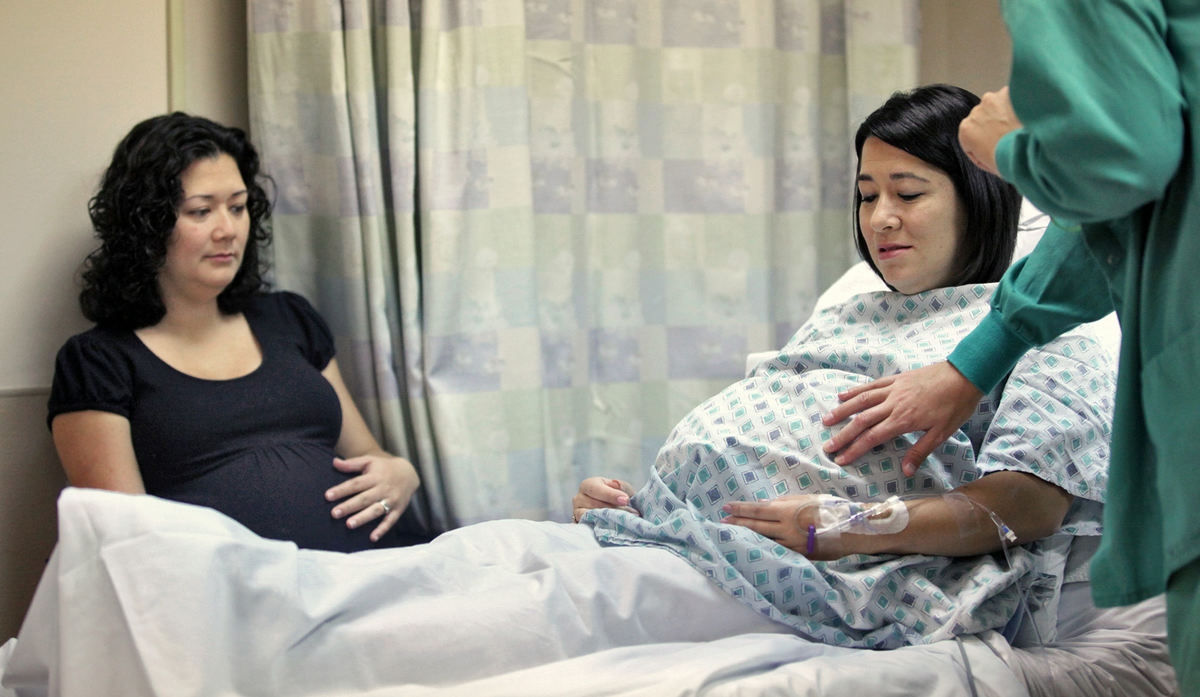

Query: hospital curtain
247;0;918;530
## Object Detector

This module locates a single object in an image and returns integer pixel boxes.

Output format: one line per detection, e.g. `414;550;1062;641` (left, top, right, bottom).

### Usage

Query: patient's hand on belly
572;477;639;522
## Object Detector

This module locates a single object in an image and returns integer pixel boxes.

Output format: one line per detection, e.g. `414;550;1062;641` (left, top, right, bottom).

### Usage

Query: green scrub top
946;0;1200;607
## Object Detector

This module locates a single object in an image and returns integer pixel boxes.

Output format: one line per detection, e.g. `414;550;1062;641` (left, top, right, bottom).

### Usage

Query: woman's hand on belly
325;454;420;542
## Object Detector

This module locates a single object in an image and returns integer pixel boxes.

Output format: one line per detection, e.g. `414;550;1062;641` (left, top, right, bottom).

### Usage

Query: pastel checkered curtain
248;0;917;530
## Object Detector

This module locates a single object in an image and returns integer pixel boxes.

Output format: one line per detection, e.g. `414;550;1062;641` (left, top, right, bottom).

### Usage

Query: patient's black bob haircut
80;112;272;329
853;84;1021;290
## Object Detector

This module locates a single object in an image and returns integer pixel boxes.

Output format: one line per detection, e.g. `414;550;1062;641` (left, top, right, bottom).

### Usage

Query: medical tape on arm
801;495;910;553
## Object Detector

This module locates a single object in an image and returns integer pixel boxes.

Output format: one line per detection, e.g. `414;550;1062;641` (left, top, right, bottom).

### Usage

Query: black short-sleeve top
48;291;406;552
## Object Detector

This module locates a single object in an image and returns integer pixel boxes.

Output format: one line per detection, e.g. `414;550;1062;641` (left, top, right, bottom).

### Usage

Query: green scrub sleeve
947;311;1030;394
997;0;1183;224
947;217;1115;394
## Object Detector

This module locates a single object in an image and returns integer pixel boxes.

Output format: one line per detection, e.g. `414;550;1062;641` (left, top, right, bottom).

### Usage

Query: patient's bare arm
321;359;421;542
724;471;1071;560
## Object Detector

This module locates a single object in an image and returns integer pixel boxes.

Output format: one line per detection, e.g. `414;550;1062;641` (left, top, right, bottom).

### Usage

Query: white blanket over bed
2;489;1043;697
1;488;1179;697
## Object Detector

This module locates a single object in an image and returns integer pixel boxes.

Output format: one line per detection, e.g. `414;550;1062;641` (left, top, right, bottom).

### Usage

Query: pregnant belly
152;442;393;552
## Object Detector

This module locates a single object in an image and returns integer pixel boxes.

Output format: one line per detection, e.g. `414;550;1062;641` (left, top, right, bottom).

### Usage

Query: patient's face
856;137;965;294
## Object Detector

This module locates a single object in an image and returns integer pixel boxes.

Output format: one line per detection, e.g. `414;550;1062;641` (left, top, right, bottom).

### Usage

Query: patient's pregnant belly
657;370;970;515
151;441;392;552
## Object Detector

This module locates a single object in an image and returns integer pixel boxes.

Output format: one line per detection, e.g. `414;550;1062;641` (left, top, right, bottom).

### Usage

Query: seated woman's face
855;137;966;294
160;153;251;302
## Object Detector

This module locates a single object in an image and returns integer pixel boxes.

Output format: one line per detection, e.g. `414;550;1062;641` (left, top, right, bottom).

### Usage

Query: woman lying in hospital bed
0;85;1176;696
575;83;1104;650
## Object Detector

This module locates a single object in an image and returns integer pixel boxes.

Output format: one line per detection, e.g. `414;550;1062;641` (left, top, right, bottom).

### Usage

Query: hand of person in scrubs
572;477;638;522
819;361;983;476
958;86;1023;175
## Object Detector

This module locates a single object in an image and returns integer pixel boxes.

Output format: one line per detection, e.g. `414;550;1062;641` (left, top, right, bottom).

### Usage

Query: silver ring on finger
378;499;392;515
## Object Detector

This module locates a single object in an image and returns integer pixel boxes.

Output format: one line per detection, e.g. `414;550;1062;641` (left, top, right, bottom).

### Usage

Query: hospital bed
0;208;1179;697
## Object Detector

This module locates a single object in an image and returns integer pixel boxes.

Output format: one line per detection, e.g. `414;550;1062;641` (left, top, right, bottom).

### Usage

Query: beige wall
0;0;248;641
0;396;65;641
919;0;1012;96
172;0;250;130
0;0;169;643
0;4;169;391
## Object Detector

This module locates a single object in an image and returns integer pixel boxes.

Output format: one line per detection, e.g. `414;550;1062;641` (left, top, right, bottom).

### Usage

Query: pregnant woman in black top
48;113;428;551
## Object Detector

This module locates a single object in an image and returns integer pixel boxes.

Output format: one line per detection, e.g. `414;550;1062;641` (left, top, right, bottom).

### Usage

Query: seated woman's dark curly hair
81;112;272;329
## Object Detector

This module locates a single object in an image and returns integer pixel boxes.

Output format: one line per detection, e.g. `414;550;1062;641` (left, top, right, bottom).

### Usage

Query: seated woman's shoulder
246;290;336;363
247;290;322;323
56;324;135;360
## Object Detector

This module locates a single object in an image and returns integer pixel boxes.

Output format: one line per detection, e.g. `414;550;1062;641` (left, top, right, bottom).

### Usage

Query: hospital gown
587;284;1114;649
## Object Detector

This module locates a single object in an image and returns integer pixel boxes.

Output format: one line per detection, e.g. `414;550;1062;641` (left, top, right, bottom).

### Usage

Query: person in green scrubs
819;1;1199;690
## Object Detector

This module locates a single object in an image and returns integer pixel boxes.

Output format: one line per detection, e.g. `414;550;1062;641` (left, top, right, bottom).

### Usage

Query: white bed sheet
0;489;1176;697
0;490;1025;697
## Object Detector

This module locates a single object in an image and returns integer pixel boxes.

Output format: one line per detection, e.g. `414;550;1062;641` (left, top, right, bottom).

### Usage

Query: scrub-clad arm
954;0;1184;389
822;223;1115;471
996;0;1183;225
949;220;1113;392
821;0;1178;466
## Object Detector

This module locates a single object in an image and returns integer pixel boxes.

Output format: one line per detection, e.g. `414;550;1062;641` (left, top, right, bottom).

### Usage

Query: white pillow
747;201;1120;374
814;199;1049;312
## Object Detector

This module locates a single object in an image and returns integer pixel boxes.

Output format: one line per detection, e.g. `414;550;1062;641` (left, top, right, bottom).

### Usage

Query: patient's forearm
842;472;1072;557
